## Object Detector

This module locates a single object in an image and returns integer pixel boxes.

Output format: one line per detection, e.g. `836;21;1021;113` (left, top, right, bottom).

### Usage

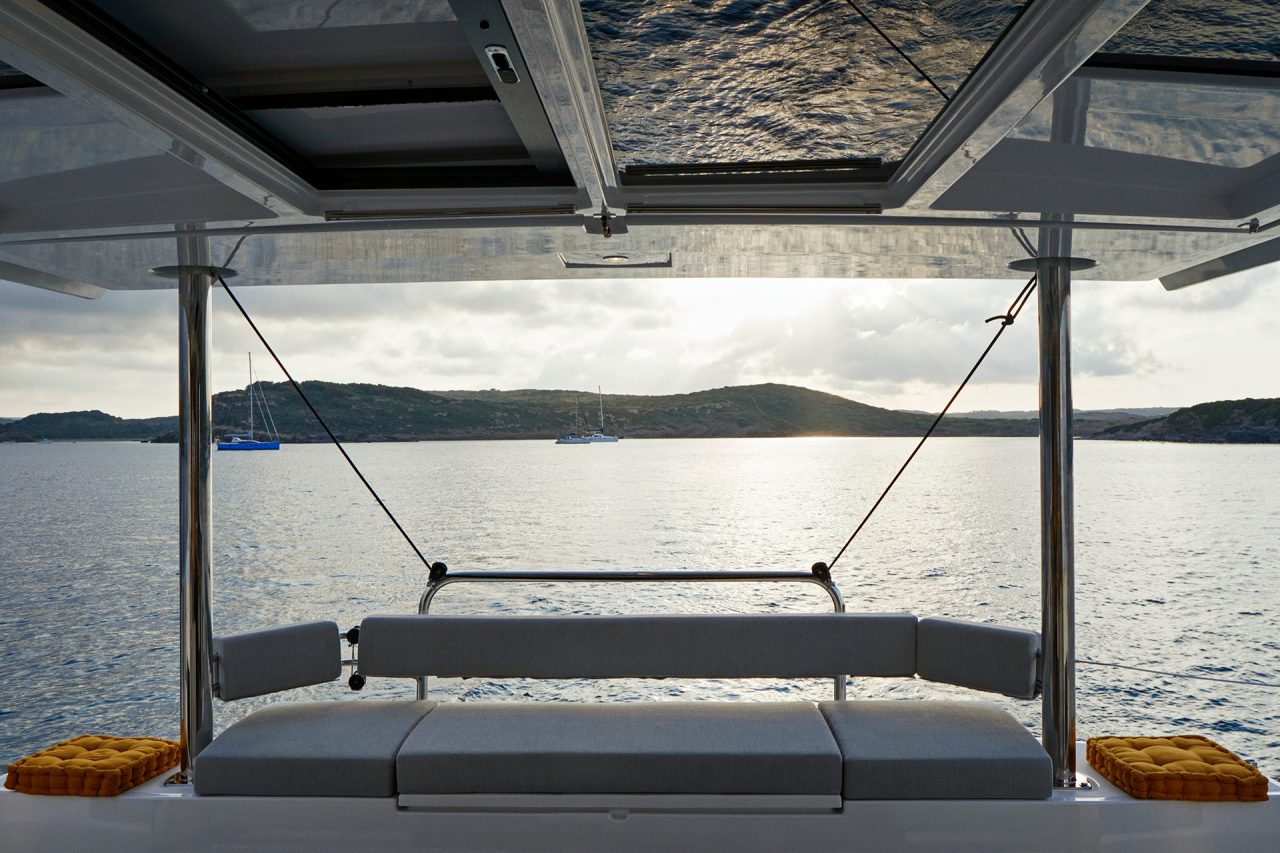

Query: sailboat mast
598;385;604;432
247;352;254;439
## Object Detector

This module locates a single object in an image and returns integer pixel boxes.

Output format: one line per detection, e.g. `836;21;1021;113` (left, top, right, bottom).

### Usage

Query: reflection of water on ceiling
0;90;158;184
1102;0;1280;62
579;0;1027;167
0;90;273;233
219;0;456;32
1010;76;1280;169
0;218;1254;289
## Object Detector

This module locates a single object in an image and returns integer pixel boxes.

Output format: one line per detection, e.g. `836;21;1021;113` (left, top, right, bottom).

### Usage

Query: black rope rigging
1011;226;1038;259
1077;659;1280;690
843;0;950;102
215;273;437;573
826;275;1038;572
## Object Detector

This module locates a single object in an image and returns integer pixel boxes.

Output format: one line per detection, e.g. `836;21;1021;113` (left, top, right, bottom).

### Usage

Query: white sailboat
585;386;618;442
556;387;618;443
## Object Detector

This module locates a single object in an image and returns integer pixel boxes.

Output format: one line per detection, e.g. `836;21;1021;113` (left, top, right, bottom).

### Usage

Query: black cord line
843;0;950;102
827;275;1038;572
220;233;249;270
1078;659;1280;690
1011;226;1038;259
215;273;435;572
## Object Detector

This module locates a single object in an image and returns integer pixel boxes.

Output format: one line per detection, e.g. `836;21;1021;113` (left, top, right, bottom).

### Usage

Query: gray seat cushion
195;700;435;797
397;701;842;795
818;700;1051;800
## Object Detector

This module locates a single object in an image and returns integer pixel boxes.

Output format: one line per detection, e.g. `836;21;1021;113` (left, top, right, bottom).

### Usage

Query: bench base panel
3;747;1278;853
398;793;842;812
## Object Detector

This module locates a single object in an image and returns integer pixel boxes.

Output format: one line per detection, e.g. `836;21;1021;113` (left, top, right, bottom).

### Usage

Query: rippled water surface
581;0;1028;165
1;438;1277;774
579;0;1276;167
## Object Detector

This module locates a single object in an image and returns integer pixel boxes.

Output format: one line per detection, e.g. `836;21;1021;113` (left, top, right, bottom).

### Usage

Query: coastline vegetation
3;383;1271;444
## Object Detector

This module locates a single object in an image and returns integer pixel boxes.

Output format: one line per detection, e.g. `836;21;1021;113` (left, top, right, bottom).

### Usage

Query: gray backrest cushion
213;620;341;701
915;617;1040;699
359;613;918;679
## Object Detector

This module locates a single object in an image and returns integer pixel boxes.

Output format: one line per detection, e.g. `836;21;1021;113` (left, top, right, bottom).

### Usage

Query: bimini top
0;0;1276;297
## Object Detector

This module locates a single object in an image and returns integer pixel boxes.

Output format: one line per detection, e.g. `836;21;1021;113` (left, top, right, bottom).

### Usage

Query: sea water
1;438;1277;774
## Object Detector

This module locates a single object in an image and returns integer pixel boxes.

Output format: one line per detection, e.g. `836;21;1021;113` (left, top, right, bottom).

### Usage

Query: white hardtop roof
0;0;1276;298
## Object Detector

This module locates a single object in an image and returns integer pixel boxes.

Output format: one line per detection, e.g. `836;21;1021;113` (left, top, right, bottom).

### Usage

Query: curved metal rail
415;565;847;700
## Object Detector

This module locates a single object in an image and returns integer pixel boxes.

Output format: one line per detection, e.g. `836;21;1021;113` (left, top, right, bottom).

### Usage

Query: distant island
1095;398;1280;444
0;384;1275;444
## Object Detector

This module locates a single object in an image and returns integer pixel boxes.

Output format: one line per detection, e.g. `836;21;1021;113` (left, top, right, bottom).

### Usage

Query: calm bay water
1;438;1277;774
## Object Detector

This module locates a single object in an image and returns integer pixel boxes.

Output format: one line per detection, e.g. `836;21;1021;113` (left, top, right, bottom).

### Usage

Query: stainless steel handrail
414;565;847;700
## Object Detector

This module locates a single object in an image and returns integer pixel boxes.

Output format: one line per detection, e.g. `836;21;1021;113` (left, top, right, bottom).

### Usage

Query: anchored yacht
1;1;1278;850
215;353;280;450
558;386;618;443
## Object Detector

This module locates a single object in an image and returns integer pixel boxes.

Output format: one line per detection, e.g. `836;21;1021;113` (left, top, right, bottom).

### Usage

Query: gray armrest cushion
916;617;1041;699
213;620;341;701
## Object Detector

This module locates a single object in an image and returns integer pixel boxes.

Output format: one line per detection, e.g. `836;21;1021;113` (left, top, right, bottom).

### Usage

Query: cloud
1;262;1276;419
1120;274;1265;313
686;279;1156;396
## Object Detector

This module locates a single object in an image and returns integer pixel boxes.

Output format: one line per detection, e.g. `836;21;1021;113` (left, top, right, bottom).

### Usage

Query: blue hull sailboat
217;354;281;451
217;436;279;451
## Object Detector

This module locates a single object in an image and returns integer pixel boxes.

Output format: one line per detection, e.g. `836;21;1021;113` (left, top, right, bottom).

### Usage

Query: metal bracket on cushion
344;626;365;691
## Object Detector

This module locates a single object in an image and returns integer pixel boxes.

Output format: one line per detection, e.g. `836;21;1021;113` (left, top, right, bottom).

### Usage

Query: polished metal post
1033;74;1094;789
1036;248;1076;787
175;256;215;781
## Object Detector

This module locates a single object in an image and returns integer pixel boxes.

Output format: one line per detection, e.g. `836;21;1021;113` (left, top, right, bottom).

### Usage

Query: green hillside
206;381;1038;441
1;383;1042;442
1097;398;1280;444
14;384;1265;444
0;410;176;441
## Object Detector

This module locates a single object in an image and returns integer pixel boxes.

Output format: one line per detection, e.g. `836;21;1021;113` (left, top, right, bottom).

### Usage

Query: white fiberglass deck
2;745;1277;852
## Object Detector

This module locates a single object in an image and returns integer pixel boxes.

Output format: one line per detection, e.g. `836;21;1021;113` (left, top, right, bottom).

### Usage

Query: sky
0;262;1275;420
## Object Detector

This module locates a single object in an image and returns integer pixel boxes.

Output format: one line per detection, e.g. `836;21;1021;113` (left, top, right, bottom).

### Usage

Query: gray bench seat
198;615;1050;802
396;701;843;796
819;700;1051;800
195;700;435;797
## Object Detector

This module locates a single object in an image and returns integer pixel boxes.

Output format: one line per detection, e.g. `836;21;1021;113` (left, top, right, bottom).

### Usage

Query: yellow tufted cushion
1087;735;1268;802
4;735;180;796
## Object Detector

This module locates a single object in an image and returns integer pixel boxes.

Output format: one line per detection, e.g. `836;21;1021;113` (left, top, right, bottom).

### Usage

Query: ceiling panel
0;88;273;233
1010;73;1280;169
78;0;552;182
0;215;1265;289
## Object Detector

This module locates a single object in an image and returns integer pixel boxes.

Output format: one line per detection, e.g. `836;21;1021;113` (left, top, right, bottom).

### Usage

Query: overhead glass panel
73;1;560;183
88;0;478;95
0;89;155;184
247;102;528;168
1009;74;1280;169
580;0;1028;168
1101;0;1280;64
0;89;272;233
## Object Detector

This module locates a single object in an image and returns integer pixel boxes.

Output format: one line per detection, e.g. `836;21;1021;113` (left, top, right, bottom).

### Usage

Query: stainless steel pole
1037;247;1076;787
177;260;214;780
1034;73;1093;789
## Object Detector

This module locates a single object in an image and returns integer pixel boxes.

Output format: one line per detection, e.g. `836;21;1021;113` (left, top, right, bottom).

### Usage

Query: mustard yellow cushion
4;735;180;796
1087;735;1268;802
